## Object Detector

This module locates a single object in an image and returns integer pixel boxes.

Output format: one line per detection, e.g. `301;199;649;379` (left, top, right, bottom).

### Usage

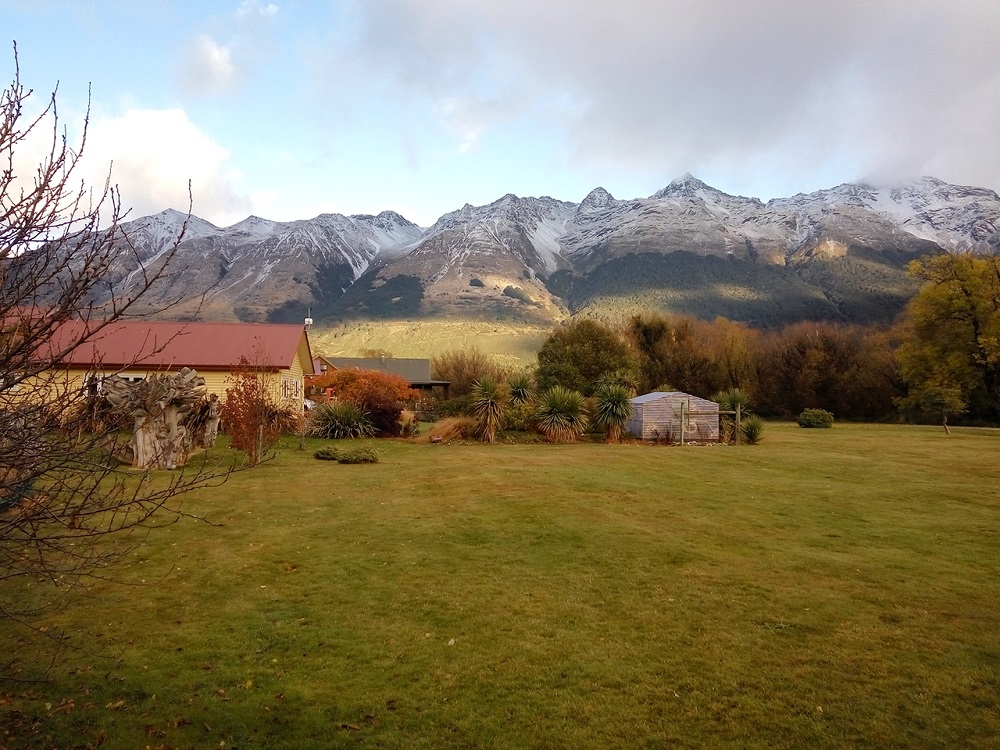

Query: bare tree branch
0;44;237;677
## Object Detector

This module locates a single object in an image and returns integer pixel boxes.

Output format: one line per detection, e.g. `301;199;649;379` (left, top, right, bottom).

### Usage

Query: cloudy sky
2;0;999;227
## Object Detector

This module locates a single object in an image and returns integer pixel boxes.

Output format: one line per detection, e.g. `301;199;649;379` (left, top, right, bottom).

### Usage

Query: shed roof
630;391;719;407
319;356;442;385
43;320;314;373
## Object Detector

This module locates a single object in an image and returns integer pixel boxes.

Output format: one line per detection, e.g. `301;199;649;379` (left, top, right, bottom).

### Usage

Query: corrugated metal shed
627;391;719;443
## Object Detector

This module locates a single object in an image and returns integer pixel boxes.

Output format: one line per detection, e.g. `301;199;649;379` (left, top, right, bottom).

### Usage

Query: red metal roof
45;320;313;373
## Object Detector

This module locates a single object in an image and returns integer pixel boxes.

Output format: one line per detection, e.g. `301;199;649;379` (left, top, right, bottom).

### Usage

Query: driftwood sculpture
104;368;219;469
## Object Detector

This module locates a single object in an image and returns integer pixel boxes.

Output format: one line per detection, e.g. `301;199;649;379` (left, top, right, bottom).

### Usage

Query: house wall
52;362;307;408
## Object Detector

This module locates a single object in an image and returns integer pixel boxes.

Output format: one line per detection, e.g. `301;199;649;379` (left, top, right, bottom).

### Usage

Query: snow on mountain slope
44;175;1000;325
98;209;424;321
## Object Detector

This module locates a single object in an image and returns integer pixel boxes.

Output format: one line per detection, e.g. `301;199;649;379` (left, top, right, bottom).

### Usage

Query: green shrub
740;414;766;444
310;402;374;439
469;278;485;287
797;409;834;428
502;285;532;304
437;394;475;417
503;401;536;432
336;447;379;464
314;446;379;463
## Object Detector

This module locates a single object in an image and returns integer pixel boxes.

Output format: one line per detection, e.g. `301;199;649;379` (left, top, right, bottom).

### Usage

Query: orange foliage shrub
309;369;418;436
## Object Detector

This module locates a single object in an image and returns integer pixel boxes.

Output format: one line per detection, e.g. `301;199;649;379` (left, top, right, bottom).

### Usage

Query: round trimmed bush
797;409;834;428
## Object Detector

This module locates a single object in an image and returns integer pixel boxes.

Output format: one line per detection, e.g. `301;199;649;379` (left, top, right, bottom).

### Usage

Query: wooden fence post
680;401;687;447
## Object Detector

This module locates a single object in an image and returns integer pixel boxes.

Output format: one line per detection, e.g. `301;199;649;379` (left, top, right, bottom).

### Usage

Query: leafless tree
0;45;232;671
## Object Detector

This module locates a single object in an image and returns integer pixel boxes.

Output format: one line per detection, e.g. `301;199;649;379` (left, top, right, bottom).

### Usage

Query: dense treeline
431;254;1000;424
536;315;904;420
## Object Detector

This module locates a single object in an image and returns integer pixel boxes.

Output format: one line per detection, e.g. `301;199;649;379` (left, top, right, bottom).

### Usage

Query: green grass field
2;423;999;748
310;319;553;366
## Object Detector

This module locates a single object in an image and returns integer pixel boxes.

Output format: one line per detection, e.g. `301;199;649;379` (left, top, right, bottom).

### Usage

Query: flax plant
592;383;634;442
535;386;588;443
472;376;507;443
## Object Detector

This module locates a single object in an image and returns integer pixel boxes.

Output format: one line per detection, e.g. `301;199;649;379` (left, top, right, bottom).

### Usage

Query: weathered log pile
104;368;220;469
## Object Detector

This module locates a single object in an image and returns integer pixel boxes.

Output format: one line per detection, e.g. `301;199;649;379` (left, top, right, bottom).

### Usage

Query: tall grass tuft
740;414;765;444
535;386;589;443
423;417;476;442
592;384;633;442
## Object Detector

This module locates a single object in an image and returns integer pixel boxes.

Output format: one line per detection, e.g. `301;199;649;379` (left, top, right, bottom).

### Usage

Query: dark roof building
317;356;450;395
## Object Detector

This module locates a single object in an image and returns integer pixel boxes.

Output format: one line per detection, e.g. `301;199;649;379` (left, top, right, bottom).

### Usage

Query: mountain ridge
81;175;1000;327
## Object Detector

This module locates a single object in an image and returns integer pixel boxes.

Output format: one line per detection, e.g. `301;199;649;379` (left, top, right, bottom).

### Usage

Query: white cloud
434;98;487;154
237;1;279;19
176;2;280;98
339;0;1000;197
179;35;239;96
79;108;253;226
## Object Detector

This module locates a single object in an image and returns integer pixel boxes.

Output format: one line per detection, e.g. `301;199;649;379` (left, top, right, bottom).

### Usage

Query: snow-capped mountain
103;209;423;320
64;175;1000;326
333;194;576;322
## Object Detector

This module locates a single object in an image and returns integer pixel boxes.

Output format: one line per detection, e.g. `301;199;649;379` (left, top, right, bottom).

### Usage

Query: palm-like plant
592;384;633;442
472;376;507;444
508;372;533;405
535;386;588;443
712;387;753;412
596;369;639;397
712;388;753;444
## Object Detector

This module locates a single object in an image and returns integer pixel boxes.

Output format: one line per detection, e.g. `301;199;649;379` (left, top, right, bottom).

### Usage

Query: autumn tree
753;322;902;419
431;347;509;397
536;319;635;396
0;47;232;657
312;368;417;436
896;254;1000;422
627;314;723;397
221;354;292;466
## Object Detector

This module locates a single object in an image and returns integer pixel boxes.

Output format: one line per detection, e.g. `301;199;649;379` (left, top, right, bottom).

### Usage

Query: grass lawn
310;319;552;366
2;423;999;748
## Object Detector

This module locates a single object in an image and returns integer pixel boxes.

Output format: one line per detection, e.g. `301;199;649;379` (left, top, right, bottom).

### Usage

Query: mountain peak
229;215;279;237
578;187;617;213
651;173;716;199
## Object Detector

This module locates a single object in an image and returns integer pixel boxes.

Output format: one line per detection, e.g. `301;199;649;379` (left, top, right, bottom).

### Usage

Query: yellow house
40;320;315;407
